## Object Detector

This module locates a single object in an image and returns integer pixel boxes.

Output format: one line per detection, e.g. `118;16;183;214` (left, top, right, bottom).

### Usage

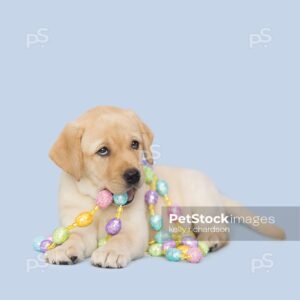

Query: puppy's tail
221;196;286;240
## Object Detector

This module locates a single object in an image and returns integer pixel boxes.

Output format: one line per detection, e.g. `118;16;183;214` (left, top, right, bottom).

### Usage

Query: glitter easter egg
162;240;176;252
52;227;69;245
198;241;209;256
105;218;122;235
75;212;93;227
150;214;163;231
32;236;45;252
167;204;182;217
166;248;182;262
186;247;202;263
182;236;198;248
40;239;52;253
145;190;158;205
144;166;154;184
154;230;171;244
113;193;128;206
156;180;168;196
148;243;163;256
177;245;190;255
96;189;113;209
98;238;107;248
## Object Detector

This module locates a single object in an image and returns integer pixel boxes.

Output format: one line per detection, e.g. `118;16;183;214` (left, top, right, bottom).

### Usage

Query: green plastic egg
148;243;163;256
144;166;154;184
198;241;209;256
98;238;107;248
52;227;69;245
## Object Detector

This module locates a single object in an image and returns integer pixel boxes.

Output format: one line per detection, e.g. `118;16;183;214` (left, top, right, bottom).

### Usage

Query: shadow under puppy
45;106;285;268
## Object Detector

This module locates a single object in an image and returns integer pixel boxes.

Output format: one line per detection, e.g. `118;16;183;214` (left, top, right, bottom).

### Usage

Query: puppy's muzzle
123;168;141;185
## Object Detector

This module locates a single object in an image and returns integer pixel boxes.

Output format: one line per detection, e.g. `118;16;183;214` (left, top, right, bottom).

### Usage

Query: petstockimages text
169;213;276;227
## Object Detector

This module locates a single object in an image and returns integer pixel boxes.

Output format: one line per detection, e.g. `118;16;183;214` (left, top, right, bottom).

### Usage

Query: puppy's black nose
123;168;141;185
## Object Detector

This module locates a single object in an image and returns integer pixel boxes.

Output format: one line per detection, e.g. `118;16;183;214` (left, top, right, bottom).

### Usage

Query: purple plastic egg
182;236;198;248
167;204;182;217
105;218;122;235
145;190;158;205
40;239;52;253
162;240;176;252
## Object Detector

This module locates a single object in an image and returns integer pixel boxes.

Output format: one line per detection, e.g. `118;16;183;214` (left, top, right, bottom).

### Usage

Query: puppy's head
49;106;153;197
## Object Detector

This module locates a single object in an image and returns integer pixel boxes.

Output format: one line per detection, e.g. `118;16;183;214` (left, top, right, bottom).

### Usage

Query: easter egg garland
33;163;209;264
143;162;208;263
33;189;126;252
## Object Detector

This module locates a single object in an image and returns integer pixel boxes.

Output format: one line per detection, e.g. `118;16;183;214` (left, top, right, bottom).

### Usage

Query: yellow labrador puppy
45;106;285;268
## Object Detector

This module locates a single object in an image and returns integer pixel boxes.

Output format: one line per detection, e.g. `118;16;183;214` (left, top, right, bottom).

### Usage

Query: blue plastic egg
154;230;171;244
150;214;163;231
32;236;45;252
156;180;168;196
166;248;182;262
113;193;128;206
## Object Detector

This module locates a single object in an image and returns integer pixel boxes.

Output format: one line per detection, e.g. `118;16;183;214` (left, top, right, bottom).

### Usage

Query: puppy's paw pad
91;249;129;269
45;245;83;265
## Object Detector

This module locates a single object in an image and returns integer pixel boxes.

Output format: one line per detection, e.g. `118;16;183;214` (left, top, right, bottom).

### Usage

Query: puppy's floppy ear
49;123;84;181
139;120;154;165
127;111;154;164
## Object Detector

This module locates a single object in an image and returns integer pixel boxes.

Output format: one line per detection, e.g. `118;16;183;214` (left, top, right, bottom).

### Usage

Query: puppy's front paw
91;247;130;268
45;243;84;265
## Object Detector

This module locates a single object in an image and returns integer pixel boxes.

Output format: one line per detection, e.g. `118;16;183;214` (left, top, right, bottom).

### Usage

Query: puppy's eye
131;140;139;150
97;147;110;157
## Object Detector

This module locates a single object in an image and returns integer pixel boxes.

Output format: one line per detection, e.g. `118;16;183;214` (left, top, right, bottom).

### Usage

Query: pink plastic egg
187;247;203;263
96;189;113;209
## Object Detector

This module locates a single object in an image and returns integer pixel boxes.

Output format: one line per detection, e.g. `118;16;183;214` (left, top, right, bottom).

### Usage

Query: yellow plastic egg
75;212;93;227
177;245;190;255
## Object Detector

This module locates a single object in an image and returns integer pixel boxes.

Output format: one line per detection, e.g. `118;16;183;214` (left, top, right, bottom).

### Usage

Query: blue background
1;0;299;299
